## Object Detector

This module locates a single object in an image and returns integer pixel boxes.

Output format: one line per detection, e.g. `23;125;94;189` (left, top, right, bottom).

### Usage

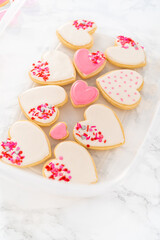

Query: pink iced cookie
74;49;106;79
70;80;99;107
49;122;69;140
96;69;144;110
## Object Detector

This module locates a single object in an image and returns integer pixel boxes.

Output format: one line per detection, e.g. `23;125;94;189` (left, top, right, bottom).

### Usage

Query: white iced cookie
105;36;146;68
56;19;97;50
43;141;98;184
96;70;144;110
73;104;125;150
18;85;68;126
0;121;51;168
29;50;76;85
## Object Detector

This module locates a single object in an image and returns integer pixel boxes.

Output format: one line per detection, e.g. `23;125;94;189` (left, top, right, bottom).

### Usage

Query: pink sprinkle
128;94;130;97
108;82;111;84
109;91;112;94
125;75;128;77
130;72;133;75
114;80;117;82
120;77;123;79
107;76;111;79
59;156;63;160
116;93;119;95
119;85;121;87
102;80;105;83
112;87;114;89
120;98;123;102
105;86;107;89
124;81;126;84
133;99;135;102
124;90;127;92
135;82;138;85
129;85;132;88
134;92;137;95
130;79;133;81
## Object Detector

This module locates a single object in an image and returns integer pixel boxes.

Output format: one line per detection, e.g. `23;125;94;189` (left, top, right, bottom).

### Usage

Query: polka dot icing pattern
44;156;72;182
97;70;143;106
0;138;24;166
75;123;107;148
28;103;57;121
73;20;95;30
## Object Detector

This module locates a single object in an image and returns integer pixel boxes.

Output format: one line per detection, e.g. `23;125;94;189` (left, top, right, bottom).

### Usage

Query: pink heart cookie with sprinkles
74;49;106;79
105;36;146;68
56;19;97;50
42;141;98;184
96;69;144;110
70;80;99;107
73;104;125;150
18;85;68;126
29;50;76;85
49;122;69;140
0;121;51;168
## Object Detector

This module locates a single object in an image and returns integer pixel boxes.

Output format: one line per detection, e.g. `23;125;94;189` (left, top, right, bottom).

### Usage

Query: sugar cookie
49;122;69;140
70;80;99;108
29;50;76;85
74;49;106;79
0;121;51;168
73;104;125;150
42;141;98;184
105;36;146;68
96;69;144;110
18;85;68;126
56;20;97;50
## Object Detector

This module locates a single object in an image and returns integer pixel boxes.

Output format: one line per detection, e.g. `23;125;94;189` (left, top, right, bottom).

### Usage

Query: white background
0;0;160;239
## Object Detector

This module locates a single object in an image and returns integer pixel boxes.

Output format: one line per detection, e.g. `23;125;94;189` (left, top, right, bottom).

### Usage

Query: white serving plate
0;32;159;208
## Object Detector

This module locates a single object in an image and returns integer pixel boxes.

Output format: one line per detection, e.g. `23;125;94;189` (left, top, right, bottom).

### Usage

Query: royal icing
57;20;96;46
74;49;106;76
0;121;51;167
29;50;75;84
50;122;68;140
73;104;125;148
97;70;143;106
43;141;97;184
70;80;99;106
106;36;145;66
19;85;67;125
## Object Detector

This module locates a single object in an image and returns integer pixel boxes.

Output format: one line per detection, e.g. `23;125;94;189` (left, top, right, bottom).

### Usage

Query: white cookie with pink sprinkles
96;69;144;110
73;104;125;150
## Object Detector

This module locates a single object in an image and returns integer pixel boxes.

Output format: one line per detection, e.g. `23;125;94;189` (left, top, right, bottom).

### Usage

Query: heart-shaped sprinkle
50;122;69;140
70;80;99;107
74;49;106;78
43;141;98;184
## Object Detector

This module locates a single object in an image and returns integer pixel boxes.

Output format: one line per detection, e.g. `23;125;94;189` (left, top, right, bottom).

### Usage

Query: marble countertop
0;0;160;239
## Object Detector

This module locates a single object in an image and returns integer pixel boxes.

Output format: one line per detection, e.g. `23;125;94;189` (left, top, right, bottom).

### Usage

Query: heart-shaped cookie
74;49;106;79
42;141;98;184
56;20;97;50
96;70;144;110
29;50;76;85
19;85;67;126
0;121;51;168
73;104;125;150
70;80;99;107
105;36;146;68
49;122;69;140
